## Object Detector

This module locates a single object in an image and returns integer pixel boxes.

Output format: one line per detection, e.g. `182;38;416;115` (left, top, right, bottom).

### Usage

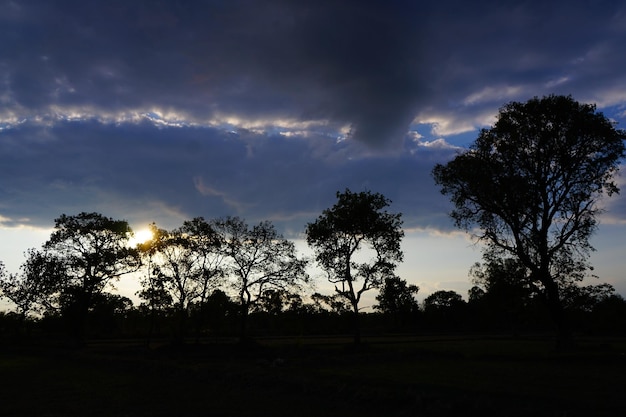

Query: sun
129;228;154;247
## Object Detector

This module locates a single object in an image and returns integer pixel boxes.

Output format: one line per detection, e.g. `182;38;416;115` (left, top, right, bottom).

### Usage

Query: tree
212;216;309;340
179;217;226;339
374;276;419;330
306;189;404;344
43;212;141;339
423;290;464;311
0;250;66;320
374;276;419;314
433;95;626;346
469;255;537;331
423;290;466;329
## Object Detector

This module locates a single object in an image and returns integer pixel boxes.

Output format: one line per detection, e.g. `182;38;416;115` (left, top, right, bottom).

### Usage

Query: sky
1;0;626;308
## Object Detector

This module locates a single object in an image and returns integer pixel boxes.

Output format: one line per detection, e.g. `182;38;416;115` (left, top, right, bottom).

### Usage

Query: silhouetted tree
375;276;419;314
311;292;351;314
42;212;141;340
469;255;536;331
138;222;221;343
306;189;404;344
0;251;65;321
423;290;466;329
423;290;464;311
213;216;309;341
88;293;133;336
374;276;419;329
433;95;626;347
179;217;226;340
136;269;173;344
196;289;239;337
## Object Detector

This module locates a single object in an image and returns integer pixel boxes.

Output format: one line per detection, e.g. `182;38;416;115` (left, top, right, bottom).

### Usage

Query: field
1;335;625;416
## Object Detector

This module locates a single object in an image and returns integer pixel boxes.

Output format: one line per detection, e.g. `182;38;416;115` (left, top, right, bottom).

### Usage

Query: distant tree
306;189;404;344
590;294;626;334
374;276;419;315
0;251;65;320
213;216;309;340
194;289;239;337
467;286;486;304
433;95;626;347
88;293;133;336
423;290;464;311
469;255;537;331
256;288;288;315
423;290;466;329
374;276;419;330
42;212;141;340
560;282;616;314
310;292;352;314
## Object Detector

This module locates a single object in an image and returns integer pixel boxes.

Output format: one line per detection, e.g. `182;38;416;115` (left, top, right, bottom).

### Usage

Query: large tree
212;216;308;340
43;212;141;339
306;189;404;344
432;95;626;346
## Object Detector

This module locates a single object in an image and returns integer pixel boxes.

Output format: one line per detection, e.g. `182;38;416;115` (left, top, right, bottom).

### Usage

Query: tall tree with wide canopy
43;212;141;339
306;189;404;344
432;95;626;346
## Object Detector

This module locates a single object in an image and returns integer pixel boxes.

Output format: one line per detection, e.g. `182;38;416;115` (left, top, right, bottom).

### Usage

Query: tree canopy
306;189;404;343
432;95;626;345
212;216;309;339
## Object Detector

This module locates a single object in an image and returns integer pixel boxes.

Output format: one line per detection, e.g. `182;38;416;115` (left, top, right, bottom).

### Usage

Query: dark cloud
0;0;625;235
0;119;459;233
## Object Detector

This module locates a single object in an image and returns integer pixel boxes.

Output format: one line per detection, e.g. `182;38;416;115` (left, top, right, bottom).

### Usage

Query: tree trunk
352;302;361;345
239;302;250;342
544;280;571;350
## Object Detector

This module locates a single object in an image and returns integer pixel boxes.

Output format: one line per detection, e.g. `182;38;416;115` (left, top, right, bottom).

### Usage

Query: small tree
213;216;309;340
374;276;419;330
375;276;419;315
0;251;65;321
433;95;626;347
306;189;404;344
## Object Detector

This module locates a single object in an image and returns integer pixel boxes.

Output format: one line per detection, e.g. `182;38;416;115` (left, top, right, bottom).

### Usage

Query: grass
1;335;625;416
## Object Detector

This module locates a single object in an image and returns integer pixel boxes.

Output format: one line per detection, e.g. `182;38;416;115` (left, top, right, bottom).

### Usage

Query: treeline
0;189;409;345
1;277;624;342
1;206;625;344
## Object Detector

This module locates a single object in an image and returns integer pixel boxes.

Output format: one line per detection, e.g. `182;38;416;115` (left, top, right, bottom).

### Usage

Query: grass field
1;335;624;416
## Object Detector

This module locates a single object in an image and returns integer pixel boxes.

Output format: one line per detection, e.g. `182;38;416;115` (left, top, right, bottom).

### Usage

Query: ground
1;335;624;416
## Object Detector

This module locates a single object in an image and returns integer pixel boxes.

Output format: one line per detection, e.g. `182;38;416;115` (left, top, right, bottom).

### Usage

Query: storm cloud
0;0;625;234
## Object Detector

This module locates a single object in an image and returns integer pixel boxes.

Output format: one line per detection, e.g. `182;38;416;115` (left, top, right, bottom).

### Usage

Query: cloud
0;0;625;238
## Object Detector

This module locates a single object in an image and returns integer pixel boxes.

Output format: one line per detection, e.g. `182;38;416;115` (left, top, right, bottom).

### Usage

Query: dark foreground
1;335;625;417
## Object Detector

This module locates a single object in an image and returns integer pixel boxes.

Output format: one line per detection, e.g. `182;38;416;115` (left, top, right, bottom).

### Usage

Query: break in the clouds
1;0;625;234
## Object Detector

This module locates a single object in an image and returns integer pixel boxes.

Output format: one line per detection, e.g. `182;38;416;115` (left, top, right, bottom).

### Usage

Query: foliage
29;212;141;339
433;95;626;345
138;224;203;314
423;290;464;311
212;216;309;338
136;219;224;342
0;250;65;318
374;275;419;315
306;189;404;343
310;292;352;314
